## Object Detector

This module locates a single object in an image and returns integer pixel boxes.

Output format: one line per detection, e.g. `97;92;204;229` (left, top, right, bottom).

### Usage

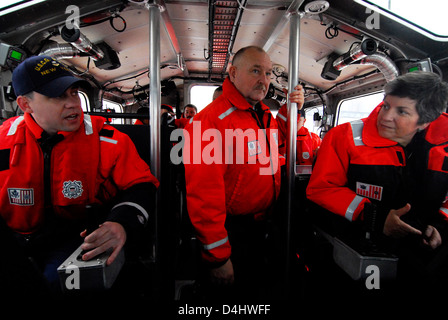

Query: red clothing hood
425;112;448;145
362;103;399;148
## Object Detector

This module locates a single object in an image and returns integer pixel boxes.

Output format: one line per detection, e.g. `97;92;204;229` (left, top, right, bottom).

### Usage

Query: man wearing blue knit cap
0;55;159;294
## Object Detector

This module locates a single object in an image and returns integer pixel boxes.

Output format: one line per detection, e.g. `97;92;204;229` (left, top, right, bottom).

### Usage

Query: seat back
110;124;151;166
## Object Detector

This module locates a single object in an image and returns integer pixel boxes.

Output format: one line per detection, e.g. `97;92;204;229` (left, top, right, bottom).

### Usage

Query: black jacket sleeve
106;182;157;244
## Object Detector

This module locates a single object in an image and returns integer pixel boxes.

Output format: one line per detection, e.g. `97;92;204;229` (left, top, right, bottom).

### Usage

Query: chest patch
8;188;34;206
356;182;383;201
62;180;83;199
248;140;261;157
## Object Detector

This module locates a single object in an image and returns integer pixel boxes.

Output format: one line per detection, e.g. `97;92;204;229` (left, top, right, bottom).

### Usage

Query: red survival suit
307;104;448;232
183;77;282;264
276;104;321;165
307;104;407;223
0;113;159;235
409;112;448;225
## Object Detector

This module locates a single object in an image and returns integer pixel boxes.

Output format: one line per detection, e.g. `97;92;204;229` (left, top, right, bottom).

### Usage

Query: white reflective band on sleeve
350;120;365;146
276;113;286;122
203;236;229;251
345;195;364;221
218;107;237;120
112;201;150;222
7;116;24;136
440;207;448;217
100;136;118;144
84;114;93;135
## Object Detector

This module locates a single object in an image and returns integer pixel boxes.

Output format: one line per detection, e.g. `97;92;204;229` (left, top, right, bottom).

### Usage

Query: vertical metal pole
147;3;162;298
148;4;161;182
285;10;301;296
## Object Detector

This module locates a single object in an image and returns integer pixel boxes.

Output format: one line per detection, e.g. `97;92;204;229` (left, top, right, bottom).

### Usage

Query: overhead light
272;64;286;74
304;1;330;15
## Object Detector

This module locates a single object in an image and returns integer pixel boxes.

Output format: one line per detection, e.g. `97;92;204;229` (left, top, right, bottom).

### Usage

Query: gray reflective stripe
345;195;364;221
441;207;448;216
100;136;118;144
218;107;237;120
112;201;149;223
203;236;229;251
7;116;24;136
272;132;278;145
350;120;365;146
84;114;93;135
276;113;286;122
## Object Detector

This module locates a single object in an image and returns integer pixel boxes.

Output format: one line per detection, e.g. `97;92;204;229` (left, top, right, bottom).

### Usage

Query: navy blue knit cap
12;55;86;98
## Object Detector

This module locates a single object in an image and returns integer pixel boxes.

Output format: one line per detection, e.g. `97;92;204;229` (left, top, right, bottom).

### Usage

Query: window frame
336;91;384;126
187;83;220;113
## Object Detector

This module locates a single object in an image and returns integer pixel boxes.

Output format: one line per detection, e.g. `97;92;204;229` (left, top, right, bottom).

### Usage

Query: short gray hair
231;46;266;67
384;72;448;124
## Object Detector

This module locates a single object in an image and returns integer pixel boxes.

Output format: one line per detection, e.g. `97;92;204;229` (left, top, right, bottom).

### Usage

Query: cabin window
336;92;384;125
79;91;89;113
80;92;123;124
357;0;448;39
103;99;124;125
304;106;324;135
190;85;219;113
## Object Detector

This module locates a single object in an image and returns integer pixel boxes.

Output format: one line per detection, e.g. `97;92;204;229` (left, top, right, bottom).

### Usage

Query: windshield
0;0;46;16
358;0;448;39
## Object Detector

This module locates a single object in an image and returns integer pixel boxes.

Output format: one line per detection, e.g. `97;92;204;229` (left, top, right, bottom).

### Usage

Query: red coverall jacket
307;104;448;230
183;77;281;264
306;105;408;223
276;104;321;165
0;113;159;235
411;112;448;223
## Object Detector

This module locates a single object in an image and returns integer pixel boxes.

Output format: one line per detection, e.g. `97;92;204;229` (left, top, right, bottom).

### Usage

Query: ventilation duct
360;52;399;82
60;26;104;61
39;42;80;59
332;39;377;71
321;38;399;82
